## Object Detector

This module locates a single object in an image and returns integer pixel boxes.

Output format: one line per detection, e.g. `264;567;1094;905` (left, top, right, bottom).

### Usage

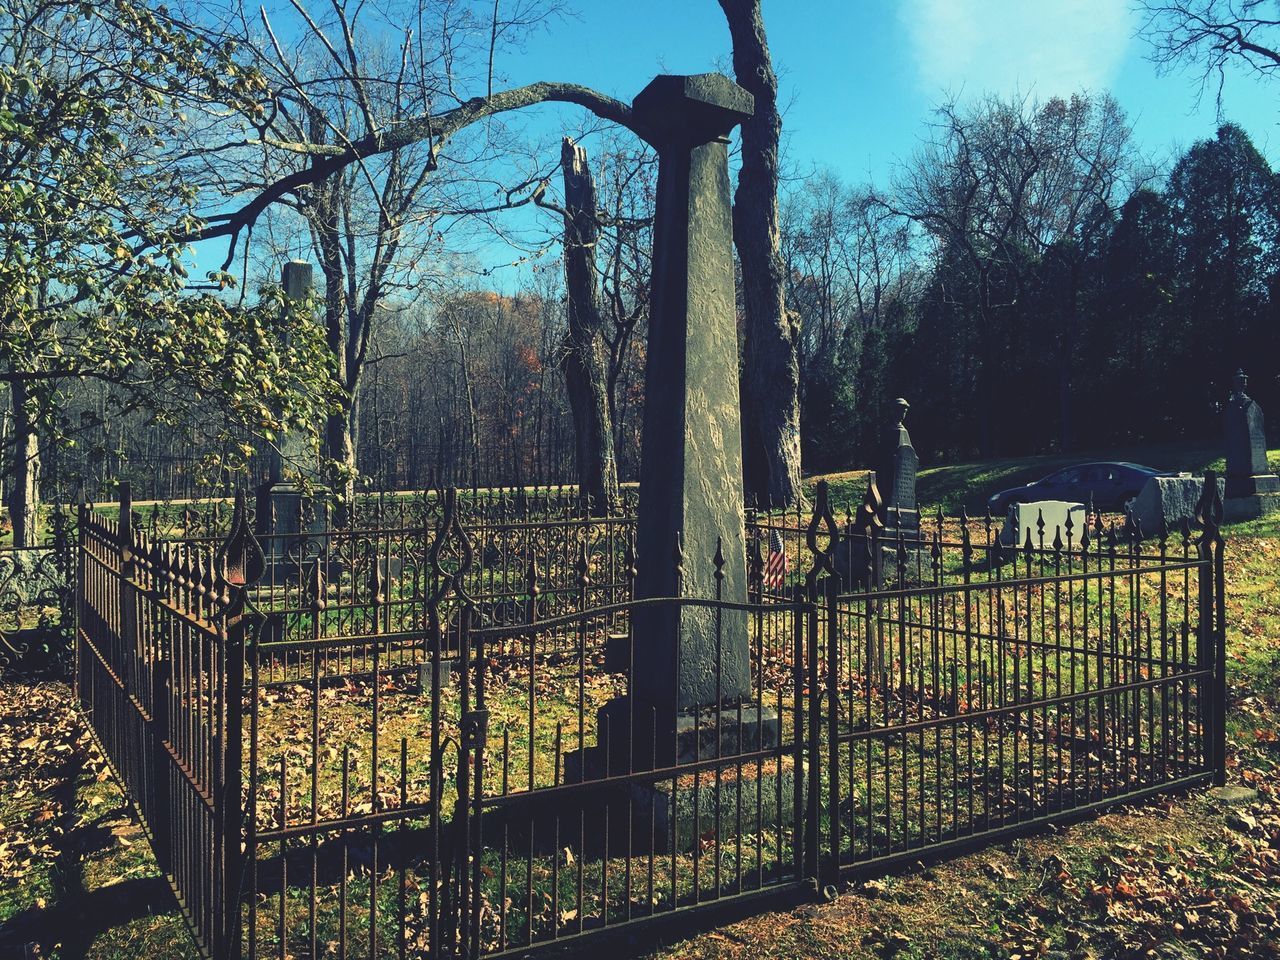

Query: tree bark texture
719;0;804;508
7;379;40;548
560;138;619;514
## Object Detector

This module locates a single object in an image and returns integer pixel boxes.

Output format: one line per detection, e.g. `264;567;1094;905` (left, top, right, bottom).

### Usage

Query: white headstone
1000;500;1087;548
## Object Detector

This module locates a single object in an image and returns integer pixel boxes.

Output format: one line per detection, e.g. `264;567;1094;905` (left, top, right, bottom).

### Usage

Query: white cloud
900;0;1134;98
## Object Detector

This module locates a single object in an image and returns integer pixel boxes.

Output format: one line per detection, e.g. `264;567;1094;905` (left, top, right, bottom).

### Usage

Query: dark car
986;462;1173;515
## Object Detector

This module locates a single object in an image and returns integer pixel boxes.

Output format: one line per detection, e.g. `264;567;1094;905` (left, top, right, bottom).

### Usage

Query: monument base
508;699;797;856
621;754;802;854
566;698;782;778
255;482;344;583
883;506;921;541
1224;493;1280;523
484;754;802;858
1224;474;1280;499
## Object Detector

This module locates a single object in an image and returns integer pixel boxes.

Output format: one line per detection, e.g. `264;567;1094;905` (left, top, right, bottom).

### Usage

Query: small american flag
764;530;790;591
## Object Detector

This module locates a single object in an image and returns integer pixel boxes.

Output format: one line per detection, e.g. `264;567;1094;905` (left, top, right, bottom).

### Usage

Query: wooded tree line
792;100;1280;471
354;99;1280;483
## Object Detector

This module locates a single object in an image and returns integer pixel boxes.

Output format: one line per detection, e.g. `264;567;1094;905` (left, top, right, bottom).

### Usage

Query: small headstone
1223;369;1280;521
1209;784;1259;805
418;658;453;692
1127;474;1225;538
281;259;313;301
1000;500;1086;548
879;397;920;538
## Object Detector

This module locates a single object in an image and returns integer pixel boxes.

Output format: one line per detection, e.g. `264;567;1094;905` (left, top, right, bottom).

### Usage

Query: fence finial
806;479;837;588
855;474;885;535
216;490;265;589
1195;469;1224;539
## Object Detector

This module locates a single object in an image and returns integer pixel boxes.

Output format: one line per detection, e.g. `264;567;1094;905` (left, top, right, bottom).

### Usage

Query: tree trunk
1058;264;1080;454
308;110;357;511
320;217;358;509
7;380;40;548
719;0;803;509
560;138;619;515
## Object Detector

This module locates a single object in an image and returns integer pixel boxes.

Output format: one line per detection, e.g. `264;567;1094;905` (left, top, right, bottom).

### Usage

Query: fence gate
814;488;1227;883
457;590;816;958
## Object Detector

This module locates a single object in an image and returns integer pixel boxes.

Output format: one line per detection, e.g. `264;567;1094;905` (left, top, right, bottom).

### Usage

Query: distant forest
39;96;1280;499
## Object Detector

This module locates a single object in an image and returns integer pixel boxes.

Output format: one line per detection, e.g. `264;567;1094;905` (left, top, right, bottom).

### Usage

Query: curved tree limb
180;81;645;264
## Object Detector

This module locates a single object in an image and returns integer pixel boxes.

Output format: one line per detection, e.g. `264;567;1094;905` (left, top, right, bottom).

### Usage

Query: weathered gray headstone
630;74;755;718
1223;369;1280;521
1000;500;1087;548
257;261;323;575
879;397;920;538
1128;474;1225;537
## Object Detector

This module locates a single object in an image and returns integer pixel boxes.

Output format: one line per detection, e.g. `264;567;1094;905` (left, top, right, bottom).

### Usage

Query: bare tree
583;135;655;479
182;0;572;504
1140;1;1280;102
894;94;1137;454
1017;94;1135;450
893;97;1044;457
558;138;618;512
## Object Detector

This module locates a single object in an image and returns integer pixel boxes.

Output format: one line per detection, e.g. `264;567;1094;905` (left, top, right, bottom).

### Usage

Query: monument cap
632;73;754;145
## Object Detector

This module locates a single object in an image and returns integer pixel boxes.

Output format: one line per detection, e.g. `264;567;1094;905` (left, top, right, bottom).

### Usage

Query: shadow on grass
0;679;182;960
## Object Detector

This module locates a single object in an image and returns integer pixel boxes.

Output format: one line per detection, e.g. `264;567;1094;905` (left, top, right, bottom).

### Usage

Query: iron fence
0;503;77;677
74;474;1228;959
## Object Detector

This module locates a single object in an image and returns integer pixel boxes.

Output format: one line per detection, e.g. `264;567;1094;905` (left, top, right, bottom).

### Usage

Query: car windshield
1045;468;1082;484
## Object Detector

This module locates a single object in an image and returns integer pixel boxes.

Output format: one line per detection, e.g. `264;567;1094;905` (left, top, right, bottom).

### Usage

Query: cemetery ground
2;450;1279;960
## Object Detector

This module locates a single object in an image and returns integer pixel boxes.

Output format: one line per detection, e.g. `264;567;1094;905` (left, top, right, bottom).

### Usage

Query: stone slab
1128;475;1224;538
1224;493;1280;523
1208;785;1259;805
639;755;801;853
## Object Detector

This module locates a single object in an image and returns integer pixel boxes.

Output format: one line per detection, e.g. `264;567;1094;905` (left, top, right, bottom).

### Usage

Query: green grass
5;450;1280;959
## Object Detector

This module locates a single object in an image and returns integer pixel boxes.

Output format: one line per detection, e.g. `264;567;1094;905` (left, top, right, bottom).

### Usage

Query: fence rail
73;475;1228;959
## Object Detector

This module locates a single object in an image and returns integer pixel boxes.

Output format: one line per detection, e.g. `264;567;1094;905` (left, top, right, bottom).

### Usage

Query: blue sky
201;1;1280;287
505;0;1276;180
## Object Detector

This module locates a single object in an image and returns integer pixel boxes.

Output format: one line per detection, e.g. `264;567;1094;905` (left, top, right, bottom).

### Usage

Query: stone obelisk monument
629;74;754;727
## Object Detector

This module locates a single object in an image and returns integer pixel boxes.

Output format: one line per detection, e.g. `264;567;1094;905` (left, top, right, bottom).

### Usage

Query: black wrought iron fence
76;488;250;958
811;482;1226;883
0;503;77;677
74;474;1228;960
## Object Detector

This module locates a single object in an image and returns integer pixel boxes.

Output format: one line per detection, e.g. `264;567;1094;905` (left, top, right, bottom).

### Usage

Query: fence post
804;481;837;888
1195;472;1227;786
116;483;148;825
118;482;136;676
822;574;841;893
74;497;88;702
151;635;171;870
215;492;264;960
1208;472;1227;786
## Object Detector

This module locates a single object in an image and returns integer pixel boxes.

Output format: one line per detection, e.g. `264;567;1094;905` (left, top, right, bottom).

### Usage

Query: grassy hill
807;444;1280;525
